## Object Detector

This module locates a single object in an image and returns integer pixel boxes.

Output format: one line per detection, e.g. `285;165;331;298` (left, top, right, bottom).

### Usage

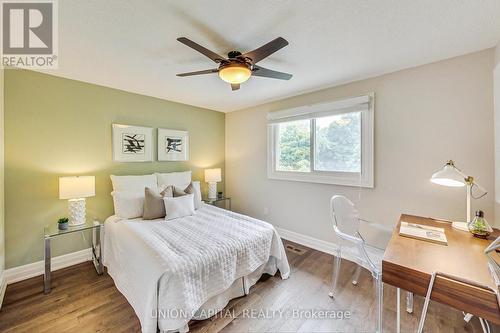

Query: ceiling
41;0;500;112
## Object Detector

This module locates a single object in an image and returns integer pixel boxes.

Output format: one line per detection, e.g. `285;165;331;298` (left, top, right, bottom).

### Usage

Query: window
267;94;374;187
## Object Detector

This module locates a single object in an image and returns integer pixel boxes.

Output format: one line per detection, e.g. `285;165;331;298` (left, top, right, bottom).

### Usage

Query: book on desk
399;221;448;245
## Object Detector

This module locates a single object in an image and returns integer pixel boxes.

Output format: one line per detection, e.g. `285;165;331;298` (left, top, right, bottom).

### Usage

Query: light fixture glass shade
430;164;465;187
218;64;251;84
205;168;222;183
59;176;96;199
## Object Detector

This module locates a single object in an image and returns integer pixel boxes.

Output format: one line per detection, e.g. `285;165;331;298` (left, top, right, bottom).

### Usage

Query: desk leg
376;277;383;333
396;288;401;333
43;238;51;294
406;292;414;314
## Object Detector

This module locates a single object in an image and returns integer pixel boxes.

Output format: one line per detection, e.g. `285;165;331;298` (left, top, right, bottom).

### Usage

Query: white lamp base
208;182;217;199
68;198;86;226
452;221;469;232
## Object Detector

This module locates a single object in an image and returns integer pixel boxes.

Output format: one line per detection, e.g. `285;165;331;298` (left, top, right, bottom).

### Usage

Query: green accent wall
4;70;225;268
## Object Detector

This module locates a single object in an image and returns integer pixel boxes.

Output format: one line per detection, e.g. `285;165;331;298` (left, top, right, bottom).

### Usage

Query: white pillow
191;181;203;210
156;171;192;189
164;194;195;221
110;174;157;193
112;191;144;218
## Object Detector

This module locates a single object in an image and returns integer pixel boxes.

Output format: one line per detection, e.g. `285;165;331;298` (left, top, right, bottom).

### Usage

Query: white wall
226;49;495;247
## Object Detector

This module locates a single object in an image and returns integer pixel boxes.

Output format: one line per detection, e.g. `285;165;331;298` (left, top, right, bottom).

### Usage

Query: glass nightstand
43;218;104;294
203;197;231;210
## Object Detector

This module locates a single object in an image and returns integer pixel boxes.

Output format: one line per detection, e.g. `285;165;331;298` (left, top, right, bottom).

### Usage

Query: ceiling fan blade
176;69;219;77
177;37;225;63
252;66;292;80
231;84;240;91
243;37;289;64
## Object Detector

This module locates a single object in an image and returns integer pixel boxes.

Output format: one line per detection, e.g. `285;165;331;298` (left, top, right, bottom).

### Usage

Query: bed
103;202;290;333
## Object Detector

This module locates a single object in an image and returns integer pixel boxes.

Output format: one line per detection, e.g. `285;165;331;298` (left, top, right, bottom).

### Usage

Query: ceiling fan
176;37;292;91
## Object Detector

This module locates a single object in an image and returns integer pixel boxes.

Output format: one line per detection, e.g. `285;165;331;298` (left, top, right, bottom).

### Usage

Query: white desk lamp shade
205;168;221;199
59;176;95;226
430;164;465;187
430;161;487;229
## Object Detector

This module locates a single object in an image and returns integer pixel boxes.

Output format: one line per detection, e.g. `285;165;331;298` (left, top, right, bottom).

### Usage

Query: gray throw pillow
143;187;168;220
161;185;174;197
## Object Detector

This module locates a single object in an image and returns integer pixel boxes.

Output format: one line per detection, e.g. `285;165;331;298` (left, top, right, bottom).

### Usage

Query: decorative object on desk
217;191;223;199
59;176;95;226
57;217;69;230
468;210;493;239
399;222;448;245
112;124;153;162
430;160;487;231
158;128;189;161
205;168;221;199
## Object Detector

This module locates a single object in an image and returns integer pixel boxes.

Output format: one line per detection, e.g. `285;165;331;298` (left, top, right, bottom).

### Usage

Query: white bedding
104;204;290;333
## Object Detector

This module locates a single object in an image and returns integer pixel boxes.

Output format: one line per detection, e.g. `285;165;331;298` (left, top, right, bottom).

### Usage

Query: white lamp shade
59;176;95;199
205;168;221;183
430;164;465;187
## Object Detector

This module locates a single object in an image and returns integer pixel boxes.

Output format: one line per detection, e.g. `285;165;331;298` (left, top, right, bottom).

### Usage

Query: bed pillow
164;194;195;221
158;184;174;197
156;171;192;189
110;174;157;193
174;181;203;209
173;187;187;197
184;181;202;209
112;191;145;218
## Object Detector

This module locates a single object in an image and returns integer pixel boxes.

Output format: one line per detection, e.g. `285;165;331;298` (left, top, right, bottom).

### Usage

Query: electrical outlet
263;207;269;215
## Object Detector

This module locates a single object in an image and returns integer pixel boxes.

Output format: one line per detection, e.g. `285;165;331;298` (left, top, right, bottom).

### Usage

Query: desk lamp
430;160;487;231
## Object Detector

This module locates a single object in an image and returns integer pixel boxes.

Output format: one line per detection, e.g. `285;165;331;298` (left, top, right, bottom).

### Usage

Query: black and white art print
122;133;145;154
112;124;153;162
158;129;189;161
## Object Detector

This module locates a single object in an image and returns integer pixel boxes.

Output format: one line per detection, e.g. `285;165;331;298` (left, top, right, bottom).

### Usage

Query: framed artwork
112;124;153;162
158;128;189;161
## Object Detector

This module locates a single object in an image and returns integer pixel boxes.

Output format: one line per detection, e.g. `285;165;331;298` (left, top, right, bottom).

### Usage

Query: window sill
267;170;374;188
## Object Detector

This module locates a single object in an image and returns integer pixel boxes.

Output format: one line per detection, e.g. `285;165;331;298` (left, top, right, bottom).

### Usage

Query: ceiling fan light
218;64;251;84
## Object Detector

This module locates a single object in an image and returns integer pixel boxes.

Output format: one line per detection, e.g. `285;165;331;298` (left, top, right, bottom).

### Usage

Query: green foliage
315;113;361;172
58;217;69;224
276;113;361;172
277;120;310;171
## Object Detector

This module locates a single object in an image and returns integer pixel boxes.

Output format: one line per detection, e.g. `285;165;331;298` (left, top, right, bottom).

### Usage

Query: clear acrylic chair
328;195;386;333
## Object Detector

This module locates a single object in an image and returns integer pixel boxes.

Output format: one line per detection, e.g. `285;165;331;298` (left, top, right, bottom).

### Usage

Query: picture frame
158;128;189;161
112;124;153;162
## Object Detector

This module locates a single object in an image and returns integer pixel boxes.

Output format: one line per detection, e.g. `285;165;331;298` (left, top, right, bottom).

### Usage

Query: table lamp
430;160;487;231
205;168;221;199
59;176;95;226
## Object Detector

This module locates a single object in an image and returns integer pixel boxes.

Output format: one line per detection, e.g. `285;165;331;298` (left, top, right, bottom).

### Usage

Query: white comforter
104;204;290;333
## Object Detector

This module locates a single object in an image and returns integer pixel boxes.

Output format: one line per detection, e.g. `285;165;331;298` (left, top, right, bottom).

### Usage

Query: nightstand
203;197;232;211
43;218;103;294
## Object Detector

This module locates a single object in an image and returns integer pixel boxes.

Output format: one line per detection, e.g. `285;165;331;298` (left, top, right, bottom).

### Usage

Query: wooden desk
383;214;500;325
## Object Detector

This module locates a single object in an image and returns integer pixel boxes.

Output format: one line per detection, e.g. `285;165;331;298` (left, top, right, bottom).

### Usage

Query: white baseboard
275;226;383;269
4;248;92;285
275;226;339;256
0;271;6;309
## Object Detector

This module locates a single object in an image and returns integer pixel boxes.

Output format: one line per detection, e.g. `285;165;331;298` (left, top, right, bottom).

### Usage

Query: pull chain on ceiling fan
176;37;292;91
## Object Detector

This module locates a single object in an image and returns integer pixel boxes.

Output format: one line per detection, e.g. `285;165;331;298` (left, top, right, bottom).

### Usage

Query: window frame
267;93;374;188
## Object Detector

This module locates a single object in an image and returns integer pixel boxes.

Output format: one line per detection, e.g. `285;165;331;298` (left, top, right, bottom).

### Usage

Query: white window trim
267;93;374;188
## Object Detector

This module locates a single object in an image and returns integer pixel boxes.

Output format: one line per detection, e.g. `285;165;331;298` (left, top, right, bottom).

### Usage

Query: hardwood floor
0;240;495;332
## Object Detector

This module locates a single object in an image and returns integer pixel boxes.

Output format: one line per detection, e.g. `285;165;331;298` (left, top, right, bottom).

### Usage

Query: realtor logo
1;0;58;68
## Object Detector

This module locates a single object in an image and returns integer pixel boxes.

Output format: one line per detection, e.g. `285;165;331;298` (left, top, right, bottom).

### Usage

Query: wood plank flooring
0;240;496;332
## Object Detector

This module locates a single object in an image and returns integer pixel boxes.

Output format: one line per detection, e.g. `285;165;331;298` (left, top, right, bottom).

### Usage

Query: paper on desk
399;221;448;245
